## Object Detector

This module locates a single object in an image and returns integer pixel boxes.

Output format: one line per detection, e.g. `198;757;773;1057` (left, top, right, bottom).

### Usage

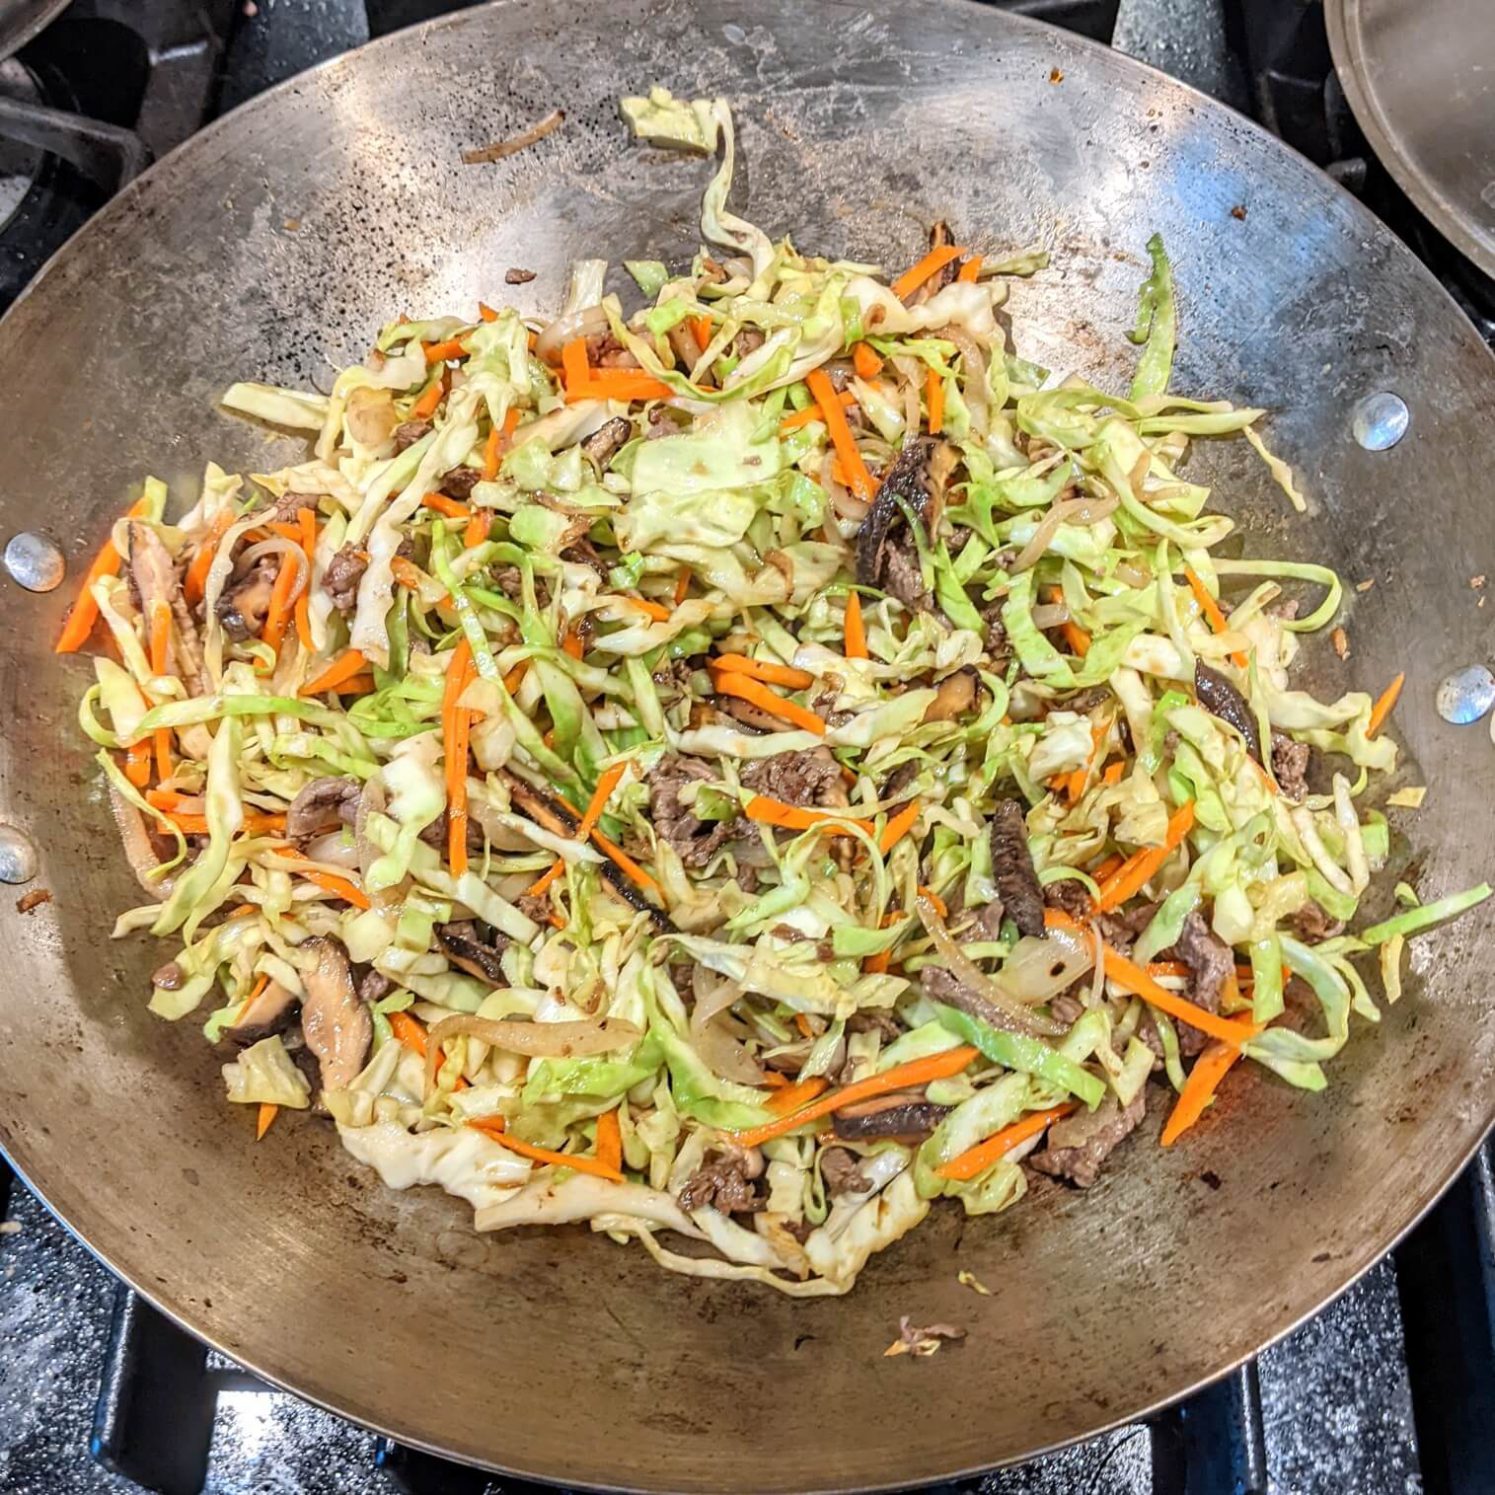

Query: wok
1;1;1493;1487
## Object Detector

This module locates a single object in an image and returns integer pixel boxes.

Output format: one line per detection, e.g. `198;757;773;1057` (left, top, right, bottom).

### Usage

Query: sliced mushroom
223;979;299;1047
286;776;361;844
923;667;978;724
580;415;632;471
215;557;278;641
1194;660;1263;765
855;438;958;595
299;937;372;1092
435;920;508;983
831;1093;951;1144
127;521;206;686
344;385;398;453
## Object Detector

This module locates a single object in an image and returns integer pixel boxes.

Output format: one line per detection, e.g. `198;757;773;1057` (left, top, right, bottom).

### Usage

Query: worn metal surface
0;0;66;62
1327;0;1495;281
0;1;1492;1488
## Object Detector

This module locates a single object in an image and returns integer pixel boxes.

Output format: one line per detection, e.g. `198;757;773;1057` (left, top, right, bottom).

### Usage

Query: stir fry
60;91;1489;1294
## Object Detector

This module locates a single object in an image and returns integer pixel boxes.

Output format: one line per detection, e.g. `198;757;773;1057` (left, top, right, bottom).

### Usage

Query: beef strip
216;556;278;640
440;465;482;500
922;966;1024;1037
1169;909;1233;1056
322;544;368;614
286;776;360;845
1030;1091;1147;1187
358;969;394;1005
819;1147;870;1196
504;267;536;284
989;798;1046;938
678;1150;763;1213
1093;900;1160;959
1049;989;1086;1027
127;522;205;687
1271;730;1312;801
846;1009;903;1040
1043;879;1093;921
647;756;738;868
740;748;847;809
1293;900;1345;943
392;419;432;452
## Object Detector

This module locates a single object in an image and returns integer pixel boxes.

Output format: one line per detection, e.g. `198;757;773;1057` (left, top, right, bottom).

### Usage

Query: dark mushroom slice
580;416;632;471
285;776;361;844
923;667;978;724
831;1093;951;1144
215;556;278;641
222;979;299;1047
435;921;508;983
989;798;1046;938
1194;660;1263;765
299;937;372;1092
855;437;958;608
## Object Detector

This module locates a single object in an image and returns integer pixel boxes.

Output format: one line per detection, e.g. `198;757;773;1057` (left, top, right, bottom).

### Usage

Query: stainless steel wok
0;2;1492;1488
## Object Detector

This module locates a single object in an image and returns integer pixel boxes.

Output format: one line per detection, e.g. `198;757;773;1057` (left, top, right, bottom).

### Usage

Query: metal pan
1;2;1492;1487
0;0;66;61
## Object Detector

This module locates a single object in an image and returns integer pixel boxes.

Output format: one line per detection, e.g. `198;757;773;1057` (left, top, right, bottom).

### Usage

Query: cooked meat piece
216;556;278;640
1030;1092;1146;1187
392;418;432;452
1271;730;1312;801
880;759;921;805
320;544;367;614
514;893;552;927
299;937;372;1093
1061;685;1112;713
493;564;524;600
888;1316;967;1357
1170;910;1233;1055
286;776;360;844
846;1009;902;1040
924;668;978;723
1043;879;1093;920
440;465;482;500
856;437;958;610
580;416;632;470
961;897;1007;943
880;544;931;612
435;921;508;983
989;798;1046;938
1194;660;1263;764
741;748;846;809
733;327;766;360
127;522;205;685
922;966;1023;1037
648;756;738;868
819;1146;870;1196
1093;900;1159;959
719;694;783;732
1293;900;1345;943
678;1149;763;1213
504;267;537;284
831;1097;950;1144
981;604;1011;665
358;969;394;1005
223;978;299;1046
1049;989;1086;1026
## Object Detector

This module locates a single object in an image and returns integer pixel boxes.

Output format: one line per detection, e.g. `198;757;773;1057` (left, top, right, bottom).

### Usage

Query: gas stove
1;3;1493;1493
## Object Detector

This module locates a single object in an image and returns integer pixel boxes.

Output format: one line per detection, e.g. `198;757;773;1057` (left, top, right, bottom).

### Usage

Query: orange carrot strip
410;373;444;420
443;638;475;877
283;850;371;910
590;830;661;896
851;342;883;379
1102;761;1125;787
935;1102;1078;1181
1046;909;1261;1047
421;491;471;520
55;493;153;653
1094;801;1196;912
917;885;948;919
502;661;527;696
595;1108;623;1172
689;315;713;353
478;302;499;323
626;597;673;623
890;244;966;300
1161;1041;1245;1146
255;1102;279;1141
526;857;565;897
877;799;920;854
561;626;584;660
124;740;153;788
843;590;868;659
388;1009;428;1057
467;1117;623;1182
956;253;984;283
1182;564;1247;668
147;601;175;781
793;1013;815;1040
743;795;874;838
576;761;628;842
184;510;236;607
1091;852;1125;883
163;811;284;836
1146;960;1192;980
1367;672;1405;739
260;547;301;659
293;507;317;651
302;648;367;696
674;571;691;606
778;389;856;434
480;424;503;485
713;672;824;735
806;368;874;499
926;365;945;435
708;653;815;689
583;369;675;401
423;337;468;363
333;674;376;695
729;1045;979;1148
766;1076;829;1115
391;556;424;590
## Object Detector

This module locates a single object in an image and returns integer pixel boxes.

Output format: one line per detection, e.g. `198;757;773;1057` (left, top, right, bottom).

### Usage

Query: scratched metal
0;1;1491;1490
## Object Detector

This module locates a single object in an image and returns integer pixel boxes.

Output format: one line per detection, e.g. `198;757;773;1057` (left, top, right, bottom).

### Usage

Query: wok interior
0;2;1491;1487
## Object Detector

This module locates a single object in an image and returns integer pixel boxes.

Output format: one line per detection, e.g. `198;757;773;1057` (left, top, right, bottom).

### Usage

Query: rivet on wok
1436;665;1495;726
3;532;65;592
0;825;39;885
1351;392;1409;452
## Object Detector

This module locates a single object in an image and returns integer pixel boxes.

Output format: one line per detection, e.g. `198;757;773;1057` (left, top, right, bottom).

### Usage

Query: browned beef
1043;878;1093;920
1030;1092;1146;1187
1271;730;1312;801
1170;909;1233;1056
819;1147;870;1196
358;969;394;1005
504;267;537;284
678;1151;762;1213
647;756;737;868
322;544;368;614
286;776;360;844
1293;900;1345;943
741;748;846;809
392;419;432;452
440;465;482;500
989;799;1045;938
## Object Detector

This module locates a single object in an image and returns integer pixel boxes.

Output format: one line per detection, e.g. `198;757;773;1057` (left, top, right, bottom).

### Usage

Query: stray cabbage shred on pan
60;90;1489;1294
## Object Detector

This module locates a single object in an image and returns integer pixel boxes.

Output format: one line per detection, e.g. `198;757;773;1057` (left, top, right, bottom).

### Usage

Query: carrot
1181;564;1246;668
1095;801;1196;912
184;510;237;607
863;950;892;975
806;368;874;499
889;244;966;301
956;253;984;284
123;740;152;788
260;547;301;659
743;795;874;838
793;1012;814;1040
925;365;945;435
481;406;521;483
851;342;883;379
526;857;565;898
689;315;713;353
713;672;824;735
1146;961;1192;980
423;337;468;363
466;506;490;547
293;507;317;651
334;674;376;695
409;373;445;420
162;811;284;836
502;661;527;696
935;1102;1078;1181
1090;852;1125;883
443;638;475;877
283;850;371;910
478;302;499;323
1102;761;1125;787
1043;584;1091;658
1046;908;1261;1047
626;597;673;623
1161;1041;1244;1146
421;491;471;520
255;1102;279;1141
766;1076;828;1115
576;761;627;841
55;493;154;654
302;648;367;696
708;652;815;689
467;1117;623;1183
877;799;920;854
147;601;174;782
391;556;424;590
595;1108;623;1172
843;590;868;659
674;571;691;606
729;1045;979;1147
917;886;948;919
1367;672;1404;738
778;388;856;434
388;1009;428;1057
561;626;584;660
145;788;194;811
567;365;674;404
590;830;661;896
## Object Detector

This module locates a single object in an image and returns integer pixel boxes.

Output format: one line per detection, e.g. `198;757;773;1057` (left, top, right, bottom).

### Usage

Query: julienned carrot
184;509;237;607
1367;672;1404;738
729;1045;979;1147
674;571;691;606
851;342;883;379
708;652;815;689
388;1009;428;1056
526;857;565;897
591;829;661;896
805;368;875;500
260;546;301;659
956;253;984;283
917;885;948;919
926;365;945;435
935;1102;1078;1181
878;799;920;854
627;597;673;623
302;648;367;696
283;849;371;911
423;337;468;363
779;388;855;434
468;1116;624;1182
1091;851;1125;883
481;406;522;484
713;672;825;735
1181;564;1246;668
689;315;713;353
1044;584;1091;658
148;601;174;782
255;1102;279;1141
410;372;444;420
391;556;424;590
443;638;475;876
1045;908;1261;1047
765;1076;829;1115
162;811;284;836
1102;761;1125;787
478;302;499;322
55;493;154;653
293;507;317;651
421;491;471;520
595;1108;623;1172
561;336;590;393
743;795;874;838
334;674;376;695
576;761;627;841
889;244;966;301
1161;1040;1244;1145
561;626;585;660
568;367;675;404
124;740;152;788
843;590;868;659
1095;801;1196;912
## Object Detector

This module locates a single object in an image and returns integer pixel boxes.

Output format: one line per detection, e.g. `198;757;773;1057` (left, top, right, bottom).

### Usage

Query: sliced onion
1089;923;1107;1009
1031;602;1070;629
893;355;923;435
1115;558;1152;588
425;1013;643;1094
1000;928;1096;1004
108;785;176;898
915;896;1066;1038
821;451;867;521
690;968;765;1085
939;325;988;431
534;304;609;365
1011;494;1120;574
302;830;361;869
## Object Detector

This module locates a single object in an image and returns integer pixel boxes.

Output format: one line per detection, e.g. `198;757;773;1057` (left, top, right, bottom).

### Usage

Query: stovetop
1;2;1493;1493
